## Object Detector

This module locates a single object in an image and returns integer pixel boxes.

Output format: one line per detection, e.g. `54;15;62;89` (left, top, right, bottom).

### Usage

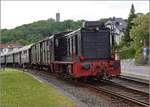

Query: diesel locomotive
0;21;121;79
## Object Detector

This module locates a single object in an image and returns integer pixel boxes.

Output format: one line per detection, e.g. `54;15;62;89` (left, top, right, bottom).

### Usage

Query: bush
119;47;136;59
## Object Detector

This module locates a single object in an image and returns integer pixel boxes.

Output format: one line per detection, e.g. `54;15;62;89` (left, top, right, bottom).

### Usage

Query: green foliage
123;4;137;46
119;46;136;59
130;13;149;49
116;39;127;49
130;13;149;64
1;19;84;45
118;12;149;64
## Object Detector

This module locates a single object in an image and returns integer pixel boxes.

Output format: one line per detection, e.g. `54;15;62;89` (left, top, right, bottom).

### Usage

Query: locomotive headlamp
82;63;91;70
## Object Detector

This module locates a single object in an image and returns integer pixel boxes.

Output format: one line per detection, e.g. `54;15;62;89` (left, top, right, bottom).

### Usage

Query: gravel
26;70;141;107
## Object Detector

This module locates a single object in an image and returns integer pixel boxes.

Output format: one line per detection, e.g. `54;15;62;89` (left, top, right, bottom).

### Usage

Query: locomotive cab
65;21;112;60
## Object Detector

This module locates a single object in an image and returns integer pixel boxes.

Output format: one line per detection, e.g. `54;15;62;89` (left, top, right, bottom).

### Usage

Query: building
104;17;127;44
56;12;60;22
0;44;23;55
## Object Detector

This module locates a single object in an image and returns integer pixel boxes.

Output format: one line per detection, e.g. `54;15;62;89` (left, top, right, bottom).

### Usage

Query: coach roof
3;44;32;56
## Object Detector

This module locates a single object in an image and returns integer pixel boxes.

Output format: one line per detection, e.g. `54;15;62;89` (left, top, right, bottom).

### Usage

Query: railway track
111;75;149;94
119;75;149;85
94;80;149;107
84;82;149;107
77;78;149;107
26;69;149;107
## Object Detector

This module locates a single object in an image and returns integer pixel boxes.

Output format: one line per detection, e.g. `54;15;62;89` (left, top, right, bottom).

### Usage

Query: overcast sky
1;1;149;29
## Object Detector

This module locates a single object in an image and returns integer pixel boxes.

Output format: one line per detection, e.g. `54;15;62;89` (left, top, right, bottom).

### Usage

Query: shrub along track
24;68;149;107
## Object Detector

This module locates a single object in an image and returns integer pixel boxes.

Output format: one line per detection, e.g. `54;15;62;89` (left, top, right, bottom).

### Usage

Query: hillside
1;19;84;45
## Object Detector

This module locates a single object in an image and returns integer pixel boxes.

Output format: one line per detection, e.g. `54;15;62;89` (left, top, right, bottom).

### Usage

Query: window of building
115;22;120;26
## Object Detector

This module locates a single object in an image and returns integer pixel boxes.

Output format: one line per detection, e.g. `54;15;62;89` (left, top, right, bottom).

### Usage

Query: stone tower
56;12;60;22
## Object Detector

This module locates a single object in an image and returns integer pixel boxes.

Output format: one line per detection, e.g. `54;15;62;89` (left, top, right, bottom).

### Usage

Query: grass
0;68;76;107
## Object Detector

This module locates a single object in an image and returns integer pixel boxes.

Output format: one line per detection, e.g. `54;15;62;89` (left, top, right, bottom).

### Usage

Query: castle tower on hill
56;12;60;22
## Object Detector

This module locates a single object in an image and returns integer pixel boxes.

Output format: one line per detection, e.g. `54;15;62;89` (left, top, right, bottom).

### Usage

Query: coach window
46;41;49;50
68;38;71;56
71;37;74;56
55;39;59;47
69;37;72;56
69;38;71;56
73;36;76;56
69;38;72;56
67;38;70;56
24;50;27;54
72;36;75;56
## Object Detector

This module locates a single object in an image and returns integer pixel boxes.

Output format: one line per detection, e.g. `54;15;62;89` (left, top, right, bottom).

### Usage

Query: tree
130;13;149;64
130;13;149;50
1;18;83;45
123;4;137;46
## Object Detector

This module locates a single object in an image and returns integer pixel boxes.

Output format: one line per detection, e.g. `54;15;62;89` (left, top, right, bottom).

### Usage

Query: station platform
121;60;150;80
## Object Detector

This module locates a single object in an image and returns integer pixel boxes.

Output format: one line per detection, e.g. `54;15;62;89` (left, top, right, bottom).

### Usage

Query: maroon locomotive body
52;21;121;79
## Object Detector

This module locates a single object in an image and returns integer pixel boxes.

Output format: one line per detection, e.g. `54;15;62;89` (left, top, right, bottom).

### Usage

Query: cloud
1;1;149;29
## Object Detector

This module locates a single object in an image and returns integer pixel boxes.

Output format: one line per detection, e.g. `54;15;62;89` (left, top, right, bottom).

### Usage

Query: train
0;21;121;80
